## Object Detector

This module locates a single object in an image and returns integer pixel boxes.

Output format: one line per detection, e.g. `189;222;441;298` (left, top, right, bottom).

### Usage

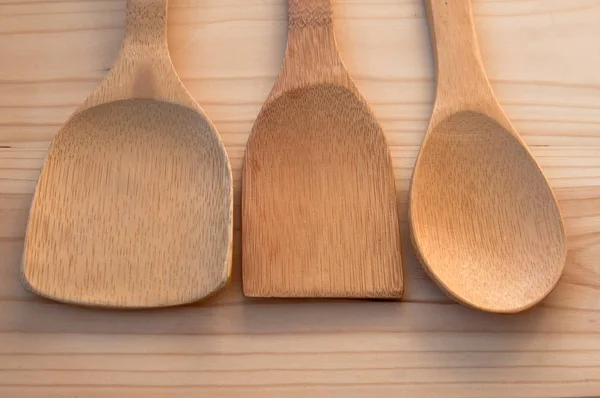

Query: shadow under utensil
4;247;589;337
8;230;245;336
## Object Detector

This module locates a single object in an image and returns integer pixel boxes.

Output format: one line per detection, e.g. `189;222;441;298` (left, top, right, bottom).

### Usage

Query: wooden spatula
242;0;403;299
21;0;233;308
409;0;567;313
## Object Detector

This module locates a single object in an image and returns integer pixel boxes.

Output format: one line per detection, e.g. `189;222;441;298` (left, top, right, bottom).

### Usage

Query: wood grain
0;0;599;396
408;0;567;314
242;0;403;298
20;0;234;308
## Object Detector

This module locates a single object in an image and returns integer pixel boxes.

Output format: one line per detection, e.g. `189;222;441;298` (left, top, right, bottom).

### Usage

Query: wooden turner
242;0;403;298
409;0;567;313
21;0;233;308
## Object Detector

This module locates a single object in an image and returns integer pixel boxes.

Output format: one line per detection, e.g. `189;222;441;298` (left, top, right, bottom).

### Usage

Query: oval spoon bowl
409;0;566;313
410;110;566;313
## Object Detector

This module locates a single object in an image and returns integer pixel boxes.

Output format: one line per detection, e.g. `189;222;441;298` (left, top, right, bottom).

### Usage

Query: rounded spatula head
23;99;232;308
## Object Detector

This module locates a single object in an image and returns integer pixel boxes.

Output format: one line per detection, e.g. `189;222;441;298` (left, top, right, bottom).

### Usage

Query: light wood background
0;0;599;397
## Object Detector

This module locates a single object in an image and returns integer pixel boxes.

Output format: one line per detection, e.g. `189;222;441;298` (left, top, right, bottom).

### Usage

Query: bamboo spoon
21;0;233;308
409;0;567;313
242;0;403;298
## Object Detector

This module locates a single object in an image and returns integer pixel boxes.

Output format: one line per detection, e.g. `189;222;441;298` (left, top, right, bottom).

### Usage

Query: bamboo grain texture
409;0;566;313
242;0;403;298
0;0;599;397
20;0;234;308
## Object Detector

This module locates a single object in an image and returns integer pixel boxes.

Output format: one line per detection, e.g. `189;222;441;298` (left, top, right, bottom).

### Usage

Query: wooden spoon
242;0;403;298
21;0;233;308
409;0;567;313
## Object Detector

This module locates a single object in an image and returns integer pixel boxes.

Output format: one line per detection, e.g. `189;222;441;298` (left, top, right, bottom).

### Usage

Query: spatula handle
425;0;496;113
288;0;333;28
268;0;352;95
122;0;168;50
79;0;199;112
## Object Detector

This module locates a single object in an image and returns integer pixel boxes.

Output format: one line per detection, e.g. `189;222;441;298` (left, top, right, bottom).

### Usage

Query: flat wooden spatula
21;0;233;308
242;0;403;299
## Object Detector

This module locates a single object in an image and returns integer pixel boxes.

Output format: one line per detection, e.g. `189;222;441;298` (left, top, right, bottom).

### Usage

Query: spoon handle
80;0;198;112
426;0;498;116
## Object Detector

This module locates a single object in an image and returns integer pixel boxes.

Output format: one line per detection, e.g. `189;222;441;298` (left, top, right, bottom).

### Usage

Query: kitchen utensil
242;0;403;298
409;0;567;313
21;0;233;308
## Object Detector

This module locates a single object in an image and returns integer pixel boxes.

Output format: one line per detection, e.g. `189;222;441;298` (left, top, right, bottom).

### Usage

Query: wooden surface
409;0;566;313
0;0;599;396
21;0;234;309
242;0;403;299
